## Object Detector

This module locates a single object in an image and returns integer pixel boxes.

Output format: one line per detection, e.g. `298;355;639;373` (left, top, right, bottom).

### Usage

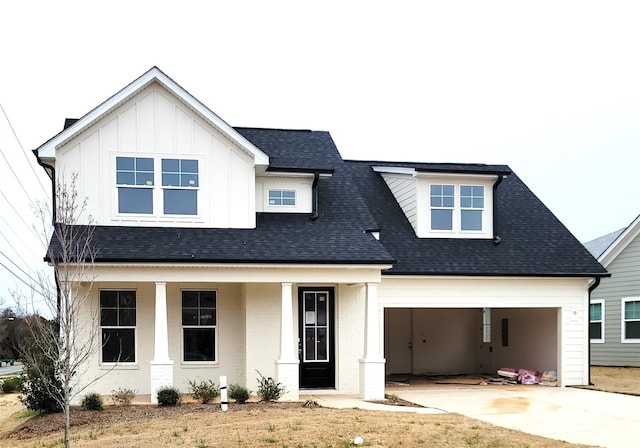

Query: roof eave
35;67;269;166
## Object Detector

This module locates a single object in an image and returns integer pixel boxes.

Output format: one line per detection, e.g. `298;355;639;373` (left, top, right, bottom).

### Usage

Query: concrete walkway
314;387;640;448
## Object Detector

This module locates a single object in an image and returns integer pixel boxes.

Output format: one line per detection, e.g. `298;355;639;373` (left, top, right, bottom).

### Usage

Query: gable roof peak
35;66;269;166
596;213;640;266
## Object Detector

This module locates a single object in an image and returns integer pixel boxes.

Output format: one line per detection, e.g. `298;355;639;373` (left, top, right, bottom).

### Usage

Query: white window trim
99;289;138;368
428;183;486;235
113;155;202;220
267;189;297;207
590;299;605;344
621;297;640;343
181;289;219;365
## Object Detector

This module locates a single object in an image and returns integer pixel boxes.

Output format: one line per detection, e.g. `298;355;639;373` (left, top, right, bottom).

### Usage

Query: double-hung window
100;290;136;363
162;159;199;215
590;300;604;342
116;157;154;214
460;185;484;231
430;184;485;232
182;291;216;362
623;298;640;342
430;184;455;230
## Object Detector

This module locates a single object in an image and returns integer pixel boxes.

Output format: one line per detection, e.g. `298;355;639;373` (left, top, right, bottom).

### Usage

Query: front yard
1;366;637;448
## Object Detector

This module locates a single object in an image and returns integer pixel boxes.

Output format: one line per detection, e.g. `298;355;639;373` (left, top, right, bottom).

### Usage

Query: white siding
54;82;257;228
380;173;417;232
255;175;314;213
379;276;590;386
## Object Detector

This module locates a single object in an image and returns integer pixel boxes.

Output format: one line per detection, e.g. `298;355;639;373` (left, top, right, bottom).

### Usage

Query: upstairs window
590;300;604;343
268;189;296;206
430;184;454;230
623;298;640;342
430;184;485;232
116;157;154;214
162;159;198;215
460;185;484;231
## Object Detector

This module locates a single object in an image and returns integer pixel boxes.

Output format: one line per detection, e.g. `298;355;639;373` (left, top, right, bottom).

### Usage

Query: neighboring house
35;67;607;404
585;216;640;366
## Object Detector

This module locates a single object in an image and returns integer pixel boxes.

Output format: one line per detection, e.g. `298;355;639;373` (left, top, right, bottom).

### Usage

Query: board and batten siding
378;276;591;386
591;233;640;366
54;82;256;229
380;173;418;232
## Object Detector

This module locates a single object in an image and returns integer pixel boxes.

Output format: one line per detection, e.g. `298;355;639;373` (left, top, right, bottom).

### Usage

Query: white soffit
35;67;269;166
372;166;417;176
599;213;640;267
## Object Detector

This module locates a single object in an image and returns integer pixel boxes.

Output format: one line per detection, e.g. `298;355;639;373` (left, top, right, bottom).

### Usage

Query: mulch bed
3;401;307;440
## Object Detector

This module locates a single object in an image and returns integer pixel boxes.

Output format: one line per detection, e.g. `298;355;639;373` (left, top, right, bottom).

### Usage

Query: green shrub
81;393;104;411
111;387;136;406
1;376;24;394
157;386;181;406
19;361;63;414
256;371;284;401
228;383;250;404
187;379;219;404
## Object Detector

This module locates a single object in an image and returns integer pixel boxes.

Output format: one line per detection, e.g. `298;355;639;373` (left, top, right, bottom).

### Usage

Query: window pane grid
100;290;136;363
182;291;216;362
303;292;329;362
268;189;296;206
116;157;154;186
162;159;199;187
430;183;484;232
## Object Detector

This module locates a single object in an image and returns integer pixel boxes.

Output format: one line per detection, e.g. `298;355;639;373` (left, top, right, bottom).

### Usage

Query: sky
1;1;640;307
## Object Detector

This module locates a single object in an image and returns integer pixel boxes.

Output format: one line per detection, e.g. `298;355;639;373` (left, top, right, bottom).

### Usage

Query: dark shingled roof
235;128;338;172
47;127;608;277
344;160;608;277
49;128;393;265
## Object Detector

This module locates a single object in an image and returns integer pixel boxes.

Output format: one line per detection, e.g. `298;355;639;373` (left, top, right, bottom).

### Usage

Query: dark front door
298;287;335;388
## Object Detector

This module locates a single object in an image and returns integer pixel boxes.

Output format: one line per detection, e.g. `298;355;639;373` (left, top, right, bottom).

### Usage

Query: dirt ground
0;366;637;447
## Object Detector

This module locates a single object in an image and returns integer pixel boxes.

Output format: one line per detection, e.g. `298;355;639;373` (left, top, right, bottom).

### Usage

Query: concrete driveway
393;386;640;448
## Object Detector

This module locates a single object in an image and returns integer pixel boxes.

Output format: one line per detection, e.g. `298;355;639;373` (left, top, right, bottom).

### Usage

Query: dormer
373;164;511;239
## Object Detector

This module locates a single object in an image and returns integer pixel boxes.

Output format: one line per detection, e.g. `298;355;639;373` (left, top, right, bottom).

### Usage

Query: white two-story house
35;67;607;403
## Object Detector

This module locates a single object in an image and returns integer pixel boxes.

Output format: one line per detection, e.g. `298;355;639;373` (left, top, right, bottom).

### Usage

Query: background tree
16;173;99;448
0;307;28;360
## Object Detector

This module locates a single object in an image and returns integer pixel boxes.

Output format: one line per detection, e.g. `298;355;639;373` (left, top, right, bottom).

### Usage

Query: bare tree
16;173;99;448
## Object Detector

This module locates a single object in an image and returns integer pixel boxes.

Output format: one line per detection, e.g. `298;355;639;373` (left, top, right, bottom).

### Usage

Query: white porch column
276;282;299;400
150;282;173;403
359;282;386;400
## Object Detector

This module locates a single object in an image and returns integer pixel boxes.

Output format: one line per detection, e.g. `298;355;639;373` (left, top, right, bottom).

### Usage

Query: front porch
79;264;388;404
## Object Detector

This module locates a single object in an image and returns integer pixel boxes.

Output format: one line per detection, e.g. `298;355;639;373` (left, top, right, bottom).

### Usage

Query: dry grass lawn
0;365;637;448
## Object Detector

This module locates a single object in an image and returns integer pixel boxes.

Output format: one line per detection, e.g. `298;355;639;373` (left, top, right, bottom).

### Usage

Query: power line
0;250;42;287
0;188;42;242
0;103;49;197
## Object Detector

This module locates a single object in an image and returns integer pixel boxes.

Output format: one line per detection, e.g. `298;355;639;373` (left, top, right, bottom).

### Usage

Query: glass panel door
303;291;329;362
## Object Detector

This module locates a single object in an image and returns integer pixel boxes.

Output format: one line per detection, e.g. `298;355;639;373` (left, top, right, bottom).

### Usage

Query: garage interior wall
384;307;558;376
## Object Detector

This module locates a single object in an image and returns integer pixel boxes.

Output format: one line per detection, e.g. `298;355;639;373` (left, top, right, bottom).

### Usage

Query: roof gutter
492;174;504;244
33;150;56;226
587;276;601;386
310;171;320;220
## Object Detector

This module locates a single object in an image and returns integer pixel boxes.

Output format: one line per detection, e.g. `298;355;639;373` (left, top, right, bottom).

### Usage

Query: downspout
33;150;56;226
587;277;601;386
310;171;320;221
33;150;60;315
492;174;504;244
